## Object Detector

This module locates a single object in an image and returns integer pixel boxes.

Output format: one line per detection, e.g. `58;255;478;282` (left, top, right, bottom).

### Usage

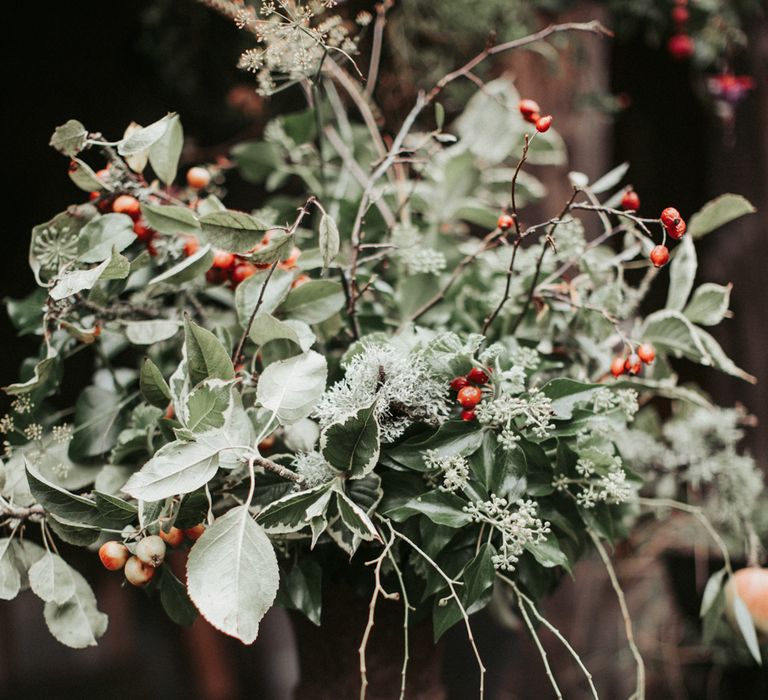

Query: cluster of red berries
650;206;687;268
667;0;694;61
610;343;655;378
449;367;491;421
98;523;205;586
518;99;553;133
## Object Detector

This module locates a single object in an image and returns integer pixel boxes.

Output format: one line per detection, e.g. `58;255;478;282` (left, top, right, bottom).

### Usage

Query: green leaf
160;568;197;626
24;463;102;526
666;235;697;311
641;310;710;363
257;483;333;534
245;232;294;264
148;244;214;286
231;141;280;184
140;358;172;408
140;203;201;236
732;592;763;665
118;113;175;156
699;567;726;618
384;422;485;472
5;288;47;336
334;489;379;541
29;553;77;605
77;213;136;263
149;114;183;185
695;327;756;384
525;534;570;570
29;210;86;284
383;490;472;528
50;120;87;157
249;313;304;349
199;210;269;254
184;317;235;387
101;249;131;280
93;491;138;525
43;567;108;648
539;378;600;419
281;280;345;325
69;386;124;459
256;350;327;425
187;505;280;644
590;162;629;194
688;194;756;239
277;559;322;626
3;348;58;395
0;538;21;600
125;319;180;345
68;158;110;192
49;257;112;301
321;401;380;477
235;268;294;327
435;102;445;130
319;213;340;271
186;380;232;433
684;283;732;326
46;516;99;546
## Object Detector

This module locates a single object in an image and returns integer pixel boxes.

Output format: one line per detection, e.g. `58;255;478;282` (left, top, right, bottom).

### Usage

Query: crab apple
98;541;129;571
668;33;694;60
159;525;185;548
186;166;211;190
184;524;206;541
725;567;768;635
136;535;166;568
450;376;468;392
231;262;256;285
212;250;236;269
624;353;642;375
183;235;200;257
457;385;483;409
621;189;640;211
518;99;541;123
610;356;626;378
636;343;656;364
535;115;553;133
650;245;670;268
124;555;156;587
466;367;490;385
497;213;515;231
461;409;476;422
112;194;141;219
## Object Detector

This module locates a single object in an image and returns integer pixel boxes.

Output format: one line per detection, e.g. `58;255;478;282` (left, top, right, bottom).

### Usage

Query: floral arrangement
1;2;764;697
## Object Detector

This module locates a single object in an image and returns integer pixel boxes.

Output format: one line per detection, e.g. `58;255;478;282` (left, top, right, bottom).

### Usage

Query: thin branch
232;260;279;364
252;455;304;485
364;1;394;98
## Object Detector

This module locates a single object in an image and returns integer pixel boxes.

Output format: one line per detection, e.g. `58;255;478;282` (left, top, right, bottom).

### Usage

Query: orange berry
186;167;211;190
113;194;141;219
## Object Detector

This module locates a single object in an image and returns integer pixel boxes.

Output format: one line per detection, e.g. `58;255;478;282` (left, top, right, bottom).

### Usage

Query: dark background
1;2;766;698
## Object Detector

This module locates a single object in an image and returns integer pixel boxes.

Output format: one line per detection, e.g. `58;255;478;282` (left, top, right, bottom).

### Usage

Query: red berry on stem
671;6;689;24
668;34;694;60
466;368;490;385
450;376;468;392
457;385;483;409
231;262;256;285
637;343;655;364
99;541;129;571
535;115;553;133
212;250;235;269
660;207;681;228
159;525;185;548
497;213;514;231
621;189;640;211
206;267;228;285
183;235;200;257
124;556;156;586
624;353;642;375
668;219;686;240
610;356;626;378
461;409;476;422
650;245;670;268
133;220;155;243
518;99;541;123
184;524;206;541
112;194;141;219
187;167;211;190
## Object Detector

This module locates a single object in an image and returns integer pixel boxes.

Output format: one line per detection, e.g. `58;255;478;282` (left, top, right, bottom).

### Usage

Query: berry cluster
98;523;205;586
651;206;687;268
610;343;655;379
518;99;553;133
449;367;491;421
667;0;694;61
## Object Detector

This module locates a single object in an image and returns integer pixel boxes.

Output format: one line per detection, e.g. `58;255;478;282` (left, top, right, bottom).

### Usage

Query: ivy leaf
43;567;108;649
235;268;294;327
29;553;77;605
149;114;183;185
539;378;600;419
160;568;197;626
257;350;327;425
199;210;269;254
125;319;180;345
280;280;345;325
140;358;172;408
319;213;340;271
683;283;732;326
666;235;697;311
50;120;88;157
69;386;124;460
334;489;379;541
257;483;333;534
0;538;21;600
184;317;235;387
118;114;175;156
320;401;380;477
383;490;473;528
140;203;201;236
384;421;484;472
525;533;571;571
187;505;280;644
148;244;214;286
688;194;756;239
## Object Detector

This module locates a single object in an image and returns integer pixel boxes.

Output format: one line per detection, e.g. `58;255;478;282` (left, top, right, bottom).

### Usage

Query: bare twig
364;1;394;98
252;455;304;485
232;260;279;364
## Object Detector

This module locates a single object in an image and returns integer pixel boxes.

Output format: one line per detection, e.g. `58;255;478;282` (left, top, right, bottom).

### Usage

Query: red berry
497;213;515;231
183;235;200;257
610;357;626;378
621;190;640;211
184;524;206;541
231;262;256;285
206;267;228;285
668;34;694;60
98;541;129;571
518;99;541;123
279;246;301;270
671;6;689;24
457;385;483;409
466;368;490;385
133;220;155;243
450;376;469;392
212;250;236;269
650;245;670;268
624;353;642;376
535;115;553;133
668;219;686;240
159;525;185;548
637;343;655;364
136;535;166;568
291;274;310;289
660;207;682;229
124;555;156;586
112;194;141;219
187;166;211;190
461;409;476;422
